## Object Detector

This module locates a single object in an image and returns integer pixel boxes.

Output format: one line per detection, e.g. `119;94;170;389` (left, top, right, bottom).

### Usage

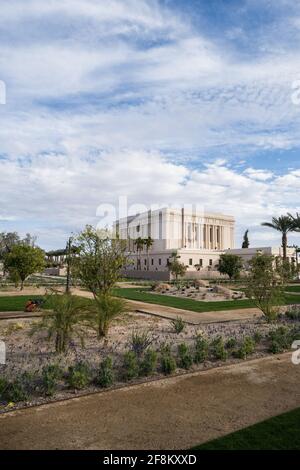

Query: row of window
135;258;215;268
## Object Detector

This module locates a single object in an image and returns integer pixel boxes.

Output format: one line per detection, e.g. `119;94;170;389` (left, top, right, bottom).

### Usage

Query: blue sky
0;0;299;249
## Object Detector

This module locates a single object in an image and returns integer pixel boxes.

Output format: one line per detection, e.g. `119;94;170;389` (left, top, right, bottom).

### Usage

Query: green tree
246;254;285;323
242;229;250;248
144;236;154;270
168;253;187;283
134;237;144;270
72;226;128;338
218;253;243;280
261;215;294;260
4;244;45;289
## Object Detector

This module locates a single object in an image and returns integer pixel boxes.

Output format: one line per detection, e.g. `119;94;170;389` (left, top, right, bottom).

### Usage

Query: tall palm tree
288;212;300;232
144;236;154;271
261;215;294;260
134;237;144;270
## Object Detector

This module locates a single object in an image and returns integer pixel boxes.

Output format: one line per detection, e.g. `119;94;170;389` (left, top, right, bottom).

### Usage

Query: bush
178;343;193;370
225;337;237;350
123;351;139;381
160;344;176;375
140;349;158;377
286;306;300;321
171;317;185;334
234;336;256;359
41;364;64;396
95;357;114;388
129;330;152;357
194;335;209;363
67;362;90;389
210;336;228;361
253;331;262;344
0;375;30;403
268;326;297;354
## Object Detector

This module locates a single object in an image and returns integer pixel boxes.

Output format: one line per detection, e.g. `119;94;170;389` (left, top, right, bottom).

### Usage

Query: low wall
122;269;228;281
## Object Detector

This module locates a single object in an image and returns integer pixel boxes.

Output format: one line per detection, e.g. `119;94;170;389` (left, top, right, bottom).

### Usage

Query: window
159;258;161;266
209;259;213;266
144;259;147;265
151;258;154;265
136;225;140;233
199;259;203;267
189;258;193;266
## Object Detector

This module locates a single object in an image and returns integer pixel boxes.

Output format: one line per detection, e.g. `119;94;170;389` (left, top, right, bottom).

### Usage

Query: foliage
168;252;187;281
246;254;285;322
261;215;295;260
268;326;294;354
218;254;243;280
0;374;30;403
122;351;139;380
31;292;89;353
41;364;64;396
178;343;193;369
95;357;114;388
4;244;45;290
242;230;250;249
194;335;209;363
160;344;177;375
129;329;153;357
87;294;126;339
234;336;256;359
286;305;300;320
171;316;185;334
140;349;158;376
67;362;90;389
225;337;238;350
210;336;228;361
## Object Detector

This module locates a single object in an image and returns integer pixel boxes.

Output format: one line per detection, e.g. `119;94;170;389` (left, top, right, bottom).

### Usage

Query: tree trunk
282;233;287;260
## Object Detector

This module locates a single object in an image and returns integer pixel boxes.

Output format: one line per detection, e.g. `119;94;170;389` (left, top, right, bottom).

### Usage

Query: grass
193;407;300;450
285;285;300;293
0;296;44;312
113;288;300;313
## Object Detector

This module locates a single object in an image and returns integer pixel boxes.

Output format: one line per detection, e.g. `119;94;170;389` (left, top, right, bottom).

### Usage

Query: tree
261;215;294;260
32;292;89;353
218;253;243;280
72;226;128;338
246;254;285;322
288;212;300;232
242;230;250;249
4;244;45;290
134;237;144;270
168;252;187;282
144;237;154;271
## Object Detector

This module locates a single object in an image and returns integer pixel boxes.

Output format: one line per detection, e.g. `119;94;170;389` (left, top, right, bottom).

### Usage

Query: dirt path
0;353;299;450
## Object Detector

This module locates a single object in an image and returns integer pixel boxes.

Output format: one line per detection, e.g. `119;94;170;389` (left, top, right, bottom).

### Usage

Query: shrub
41;364;64;396
194;335;209;363
268;326;298;354
286;306;300;321
225;337;237;350
234;336;256;359
178;343;193;369
95;357;114;388
67;362;90;389
140;349;158;377
129;330;153;357
210;336;228;361
123;351;139;381
0;375;30;403
171;317;185;334
253;331;262;344
160;344;176;375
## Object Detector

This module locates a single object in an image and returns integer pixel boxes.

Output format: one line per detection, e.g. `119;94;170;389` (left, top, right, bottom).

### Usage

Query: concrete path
0;353;299;450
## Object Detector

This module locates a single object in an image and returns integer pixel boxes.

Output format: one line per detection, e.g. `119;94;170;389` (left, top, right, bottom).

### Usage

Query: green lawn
193;407;300;450
285;285;300;293
113;288;300;313
0;296;44;312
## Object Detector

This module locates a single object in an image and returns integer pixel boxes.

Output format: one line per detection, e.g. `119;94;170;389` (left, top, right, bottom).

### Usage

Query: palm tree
261;215;294;260
134;237;144;270
288;212;300;232
144;237;154;270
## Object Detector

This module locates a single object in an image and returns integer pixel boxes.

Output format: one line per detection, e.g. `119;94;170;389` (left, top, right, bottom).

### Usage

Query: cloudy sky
0;0;299;250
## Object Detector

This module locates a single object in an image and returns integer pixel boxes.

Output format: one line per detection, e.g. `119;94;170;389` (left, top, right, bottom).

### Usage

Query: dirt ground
0;352;299;450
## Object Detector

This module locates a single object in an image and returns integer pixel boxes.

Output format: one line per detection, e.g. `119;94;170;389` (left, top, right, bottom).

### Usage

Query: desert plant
41;364;64;396
123;351;139;380
139;349;158;376
129;330;153;357
268;326;294;354
178;343;193;370
210;336;228;361
253;331;262;344
95;357;114;388
225;337;238;350
286;305;300;320
87;294;126;339
67;362;90;389
31;292;89;353
0;374;30;403
171;317;185;334
194;335;209;363
160;344;176;375
234;336;256;359
218;253;243;280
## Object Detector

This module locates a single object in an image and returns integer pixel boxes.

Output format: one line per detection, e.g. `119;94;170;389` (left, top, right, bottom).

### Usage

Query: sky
0;0;299;250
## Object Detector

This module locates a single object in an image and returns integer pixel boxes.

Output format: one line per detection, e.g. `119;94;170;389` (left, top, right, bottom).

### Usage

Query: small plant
95;357;114;388
129;330;153;357
160;344;176;375
194;335;209;363
0;375;30;403
67;362;90;389
178;343;193;369
268;326;294;354
225;337;237;350
253;331;262;344
234;336;256;359
123;351;139;380
41;364;64;396
171;317;185;334
286;306;300;320
210;336;228;361
140;349;158;376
